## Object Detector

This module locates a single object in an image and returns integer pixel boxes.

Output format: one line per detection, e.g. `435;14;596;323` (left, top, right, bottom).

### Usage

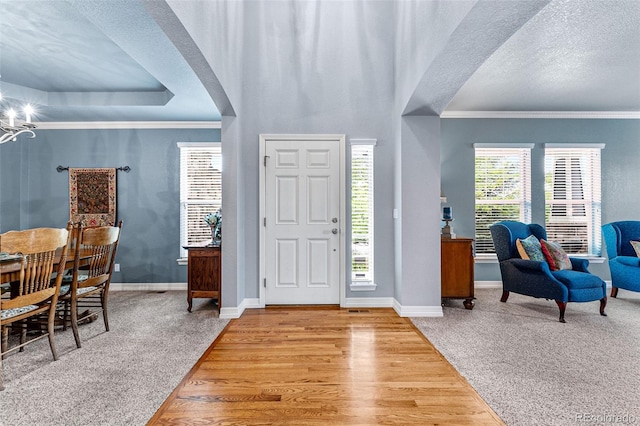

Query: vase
211;225;221;244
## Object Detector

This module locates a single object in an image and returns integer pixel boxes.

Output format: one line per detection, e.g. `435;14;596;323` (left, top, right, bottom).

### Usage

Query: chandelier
0;94;37;144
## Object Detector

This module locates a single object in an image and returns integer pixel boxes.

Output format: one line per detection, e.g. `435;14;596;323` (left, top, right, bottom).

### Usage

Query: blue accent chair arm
509;258;551;273
501;259;568;301
615;256;640;267
569;257;590;272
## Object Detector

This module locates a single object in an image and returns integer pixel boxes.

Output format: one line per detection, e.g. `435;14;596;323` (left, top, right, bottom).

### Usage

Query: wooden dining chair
58;220;122;348
0;223;73;390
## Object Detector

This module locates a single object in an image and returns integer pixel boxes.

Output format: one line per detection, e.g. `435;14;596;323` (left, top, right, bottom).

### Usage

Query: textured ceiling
0;0;638;123
446;0;640;114
0;0;220;122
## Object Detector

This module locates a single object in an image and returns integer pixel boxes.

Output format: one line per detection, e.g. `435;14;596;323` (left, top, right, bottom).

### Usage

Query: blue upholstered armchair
490;221;607;323
602;221;640;298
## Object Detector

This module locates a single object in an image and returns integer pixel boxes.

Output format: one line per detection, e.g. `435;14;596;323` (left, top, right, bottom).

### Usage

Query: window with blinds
351;142;374;283
544;145;603;256
474;145;532;254
178;142;222;258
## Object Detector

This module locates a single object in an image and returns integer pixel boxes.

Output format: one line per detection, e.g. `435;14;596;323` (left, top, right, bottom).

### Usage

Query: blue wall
441;118;640;282
0;127;220;284
4;118;639;290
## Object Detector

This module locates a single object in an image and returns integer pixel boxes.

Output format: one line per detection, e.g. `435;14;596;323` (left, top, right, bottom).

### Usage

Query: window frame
350;138;376;290
473;143;533;257
178;142;222;259
543;143;604;257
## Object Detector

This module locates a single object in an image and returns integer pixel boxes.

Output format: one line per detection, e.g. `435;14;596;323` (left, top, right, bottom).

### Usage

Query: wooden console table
184;244;221;312
441;237;475;310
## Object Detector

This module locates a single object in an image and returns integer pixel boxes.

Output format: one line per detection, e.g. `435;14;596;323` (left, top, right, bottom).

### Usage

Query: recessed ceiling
0;0;220;122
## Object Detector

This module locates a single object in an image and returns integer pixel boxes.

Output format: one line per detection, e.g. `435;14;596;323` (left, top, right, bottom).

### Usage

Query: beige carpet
0;291;229;426
412;288;640;426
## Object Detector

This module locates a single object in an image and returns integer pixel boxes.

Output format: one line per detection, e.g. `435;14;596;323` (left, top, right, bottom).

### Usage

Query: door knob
332;217;338;223
331;228;338;234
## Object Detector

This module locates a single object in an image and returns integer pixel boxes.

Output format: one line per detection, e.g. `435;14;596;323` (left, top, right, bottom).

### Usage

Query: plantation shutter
178;143;222;257
474;145;532;254
544;145;603;256
351;142;374;282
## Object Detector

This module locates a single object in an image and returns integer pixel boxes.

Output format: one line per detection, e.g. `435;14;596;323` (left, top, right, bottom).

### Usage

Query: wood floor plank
148;307;504;425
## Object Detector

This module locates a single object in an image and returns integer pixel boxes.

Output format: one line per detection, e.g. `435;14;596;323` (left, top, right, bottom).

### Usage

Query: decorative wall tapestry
69;168;116;226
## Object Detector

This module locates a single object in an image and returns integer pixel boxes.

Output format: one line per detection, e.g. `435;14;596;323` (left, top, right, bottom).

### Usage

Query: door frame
259;134;346;307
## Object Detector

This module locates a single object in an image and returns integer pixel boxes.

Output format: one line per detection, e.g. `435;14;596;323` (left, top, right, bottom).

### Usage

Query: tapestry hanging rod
56;165;131;173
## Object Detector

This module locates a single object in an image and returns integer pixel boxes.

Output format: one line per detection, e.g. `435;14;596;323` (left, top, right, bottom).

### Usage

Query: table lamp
441;206;455;238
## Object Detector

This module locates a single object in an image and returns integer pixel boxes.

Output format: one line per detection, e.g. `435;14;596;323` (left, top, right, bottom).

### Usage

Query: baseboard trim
220;298;260;319
393;299;443;317
474;281;502;289
110;281;613;318
110;282;187;291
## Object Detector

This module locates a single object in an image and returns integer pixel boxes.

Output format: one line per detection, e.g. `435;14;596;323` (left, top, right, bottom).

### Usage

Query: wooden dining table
0;255;26;295
0;248;91;284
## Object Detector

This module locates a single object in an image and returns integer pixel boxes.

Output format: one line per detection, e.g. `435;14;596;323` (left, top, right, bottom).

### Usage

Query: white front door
262;135;343;305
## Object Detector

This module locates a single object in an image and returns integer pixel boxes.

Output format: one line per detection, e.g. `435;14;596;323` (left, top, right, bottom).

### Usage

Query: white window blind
178;142;222;258
351;142;374;283
474;146;532;254
544;145;603;256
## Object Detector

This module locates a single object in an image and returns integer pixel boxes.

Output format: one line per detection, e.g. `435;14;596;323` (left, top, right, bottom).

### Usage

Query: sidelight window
351;139;375;286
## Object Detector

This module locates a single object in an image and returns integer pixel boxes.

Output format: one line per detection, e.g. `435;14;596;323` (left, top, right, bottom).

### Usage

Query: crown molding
441;111;640;119
34;121;222;130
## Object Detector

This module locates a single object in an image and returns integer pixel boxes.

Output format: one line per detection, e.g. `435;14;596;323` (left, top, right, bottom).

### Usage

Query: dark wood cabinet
441;237;475;310
185;245;221;312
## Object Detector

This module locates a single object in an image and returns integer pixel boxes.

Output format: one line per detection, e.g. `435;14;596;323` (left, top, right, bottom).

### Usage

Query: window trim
543;143;604;257
474;144;533;254
177;142;222;260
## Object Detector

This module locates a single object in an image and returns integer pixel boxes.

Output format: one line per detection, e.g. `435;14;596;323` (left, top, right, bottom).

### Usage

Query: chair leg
70;296;81;349
1;326;7;357
610;287;618;298
0;326;9;354
47;309;59;361
102;291;110;332
600;297;607;316
556;301;567;323
500;291;509;302
19;322;26;352
61;300;70;330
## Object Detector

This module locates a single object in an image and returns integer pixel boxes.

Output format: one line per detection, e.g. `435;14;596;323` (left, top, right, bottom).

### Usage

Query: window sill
572;256;606;264
350;281;377;292
177;258;188;266
475;254;498;264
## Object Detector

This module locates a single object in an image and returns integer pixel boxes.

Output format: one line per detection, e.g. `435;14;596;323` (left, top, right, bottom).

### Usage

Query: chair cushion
59;283;99;297
516;235;546;262
540;239;572;271
61;273;89;283
58;274;90;295
77;286;99;295
1;305;38;320
552;270;602;290
631;240;640;257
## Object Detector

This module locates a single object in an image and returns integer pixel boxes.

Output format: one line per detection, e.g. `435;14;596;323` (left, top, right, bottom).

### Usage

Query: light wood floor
148;306;504;425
